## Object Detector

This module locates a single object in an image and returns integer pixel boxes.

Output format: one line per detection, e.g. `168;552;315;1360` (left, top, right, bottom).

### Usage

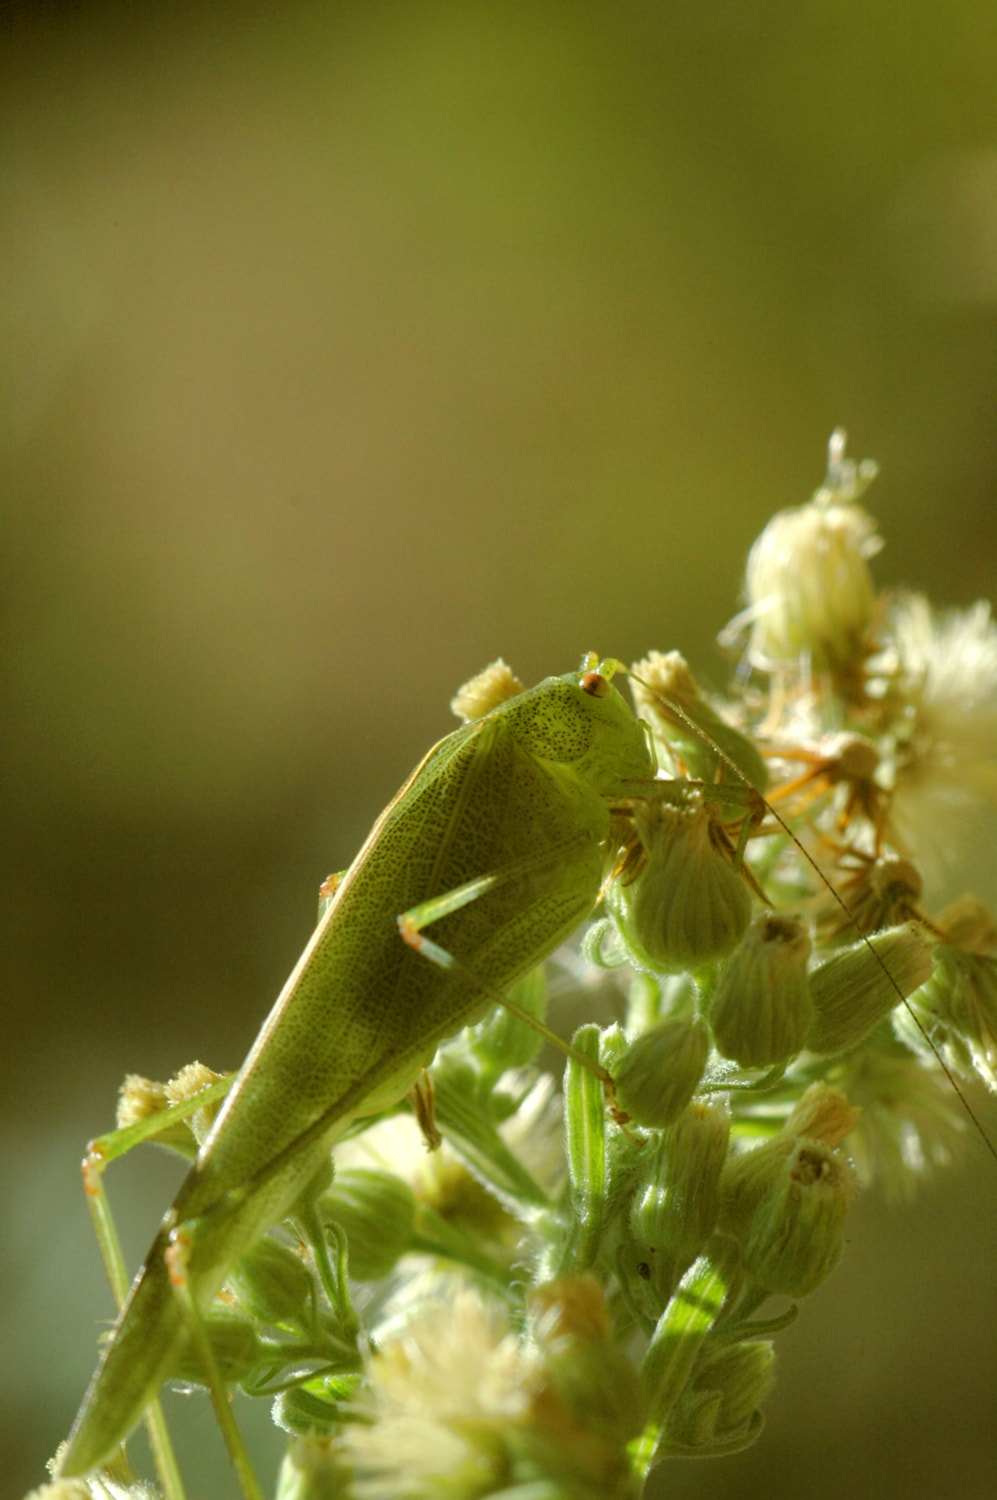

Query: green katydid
54;647;997;1499
58;654;694;1486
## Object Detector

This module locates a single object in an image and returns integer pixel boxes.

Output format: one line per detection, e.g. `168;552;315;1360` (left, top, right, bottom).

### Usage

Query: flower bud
164;1062;230;1149
471;962;547;1071
937;894;997;955
115;1074;170;1130
115;1065;230;1159
666;1340;775;1450
172;1305;263;1386
629;1100;730;1290
717;1083;858;1237
830;1045;969;1190
807;922;934;1055
630;650;769;792
784;1080;861;1147
607;792;753;974
717;1134;796;1239
709;912;813;1066
35;1481;170;1500
529;1276;647;1453
273;1375;363;1437
24;1483;92;1500
276;1434;354;1500
894;945;997;1088
613;1017;710;1128
737;430;881;675
739;1137;853;1297
822;854;923;940
318;1168;416;1280
47;1447;159;1498
450;659;525;722
225;1235;317;1333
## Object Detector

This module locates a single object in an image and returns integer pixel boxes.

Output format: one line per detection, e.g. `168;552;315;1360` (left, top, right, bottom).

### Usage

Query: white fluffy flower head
342;1281;540;1498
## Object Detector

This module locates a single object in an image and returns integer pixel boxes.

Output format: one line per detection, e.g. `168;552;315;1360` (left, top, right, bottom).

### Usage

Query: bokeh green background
3;4;997;1496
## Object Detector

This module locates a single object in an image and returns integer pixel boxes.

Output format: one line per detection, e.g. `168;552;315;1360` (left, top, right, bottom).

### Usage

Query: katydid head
486;658;655;796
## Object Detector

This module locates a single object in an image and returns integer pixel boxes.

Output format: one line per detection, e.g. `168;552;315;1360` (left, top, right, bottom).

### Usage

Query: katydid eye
580;672;611;698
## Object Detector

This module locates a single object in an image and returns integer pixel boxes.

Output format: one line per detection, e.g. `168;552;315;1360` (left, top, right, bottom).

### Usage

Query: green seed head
272;1376;364;1439
710;911;814;1067
319;1168;417;1280
614;1016;710;1128
629;1100;731;1283
807;922;934;1055
225;1234;317;1333
630;649;769;792
471;962;547;1072
894;944;997;1088
738;1137;854;1298
666;1339;776;1450
718;1083;858;1238
172;1305;263;1387
607;791;753;974
530;1276;648;1452
936;894;997;954
275;1434;354;1500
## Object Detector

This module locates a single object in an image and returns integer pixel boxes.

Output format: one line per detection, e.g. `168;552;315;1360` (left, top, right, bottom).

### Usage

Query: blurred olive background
3;3;997;1496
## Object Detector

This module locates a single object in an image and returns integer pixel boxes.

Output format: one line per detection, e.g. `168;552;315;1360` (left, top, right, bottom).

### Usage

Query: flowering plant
36;434;997;1500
